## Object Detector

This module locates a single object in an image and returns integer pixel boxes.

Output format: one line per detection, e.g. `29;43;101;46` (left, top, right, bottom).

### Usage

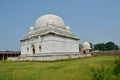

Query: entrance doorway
39;46;42;53
31;45;35;55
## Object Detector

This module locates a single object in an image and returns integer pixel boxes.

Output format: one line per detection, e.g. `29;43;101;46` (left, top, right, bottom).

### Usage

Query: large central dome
35;14;65;27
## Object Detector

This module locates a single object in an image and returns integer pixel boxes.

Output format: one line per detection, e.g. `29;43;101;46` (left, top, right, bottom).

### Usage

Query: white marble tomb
20;13;80;60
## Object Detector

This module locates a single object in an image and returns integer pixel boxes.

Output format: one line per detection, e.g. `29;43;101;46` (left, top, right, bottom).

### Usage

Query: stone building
20;13;80;60
0;51;20;60
81;42;91;54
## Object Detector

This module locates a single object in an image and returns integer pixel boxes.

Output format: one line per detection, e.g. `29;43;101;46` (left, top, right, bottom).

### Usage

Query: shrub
90;65;110;80
2;60;14;63
114;56;120;75
115;74;120;80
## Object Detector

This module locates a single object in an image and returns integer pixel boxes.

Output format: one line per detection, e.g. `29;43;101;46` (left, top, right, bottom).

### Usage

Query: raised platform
8;53;91;60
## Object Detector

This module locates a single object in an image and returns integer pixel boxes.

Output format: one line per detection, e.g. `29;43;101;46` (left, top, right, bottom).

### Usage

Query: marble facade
20;14;80;60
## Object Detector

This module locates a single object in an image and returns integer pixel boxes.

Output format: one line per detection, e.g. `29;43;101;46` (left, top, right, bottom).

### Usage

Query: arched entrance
31;45;35;55
39;46;42;53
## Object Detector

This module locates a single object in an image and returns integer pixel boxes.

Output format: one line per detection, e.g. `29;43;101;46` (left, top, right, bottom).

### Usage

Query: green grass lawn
0;55;117;80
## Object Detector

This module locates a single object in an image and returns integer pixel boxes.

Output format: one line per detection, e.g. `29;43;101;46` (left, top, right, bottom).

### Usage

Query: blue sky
0;0;120;51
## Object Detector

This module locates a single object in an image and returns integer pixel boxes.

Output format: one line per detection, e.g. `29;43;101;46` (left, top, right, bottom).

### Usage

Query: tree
105;42;119;50
94;43;105;51
89;42;94;50
79;44;83;50
119;47;120;50
94;42;119;51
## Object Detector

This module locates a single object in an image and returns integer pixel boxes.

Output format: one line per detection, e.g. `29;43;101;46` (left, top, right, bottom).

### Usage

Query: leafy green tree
79;44;83;50
94;41;119;51
89;42;94;50
105;42;119;50
119;47;120;50
94;43;105;51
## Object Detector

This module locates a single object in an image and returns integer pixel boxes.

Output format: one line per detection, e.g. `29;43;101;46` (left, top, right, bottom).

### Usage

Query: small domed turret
81;42;91;54
83;42;91;49
66;26;70;31
29;26;34;31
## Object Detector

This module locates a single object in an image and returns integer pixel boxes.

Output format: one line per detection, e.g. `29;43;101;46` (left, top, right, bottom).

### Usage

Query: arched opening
32;48;35;55
31;45;35;55
39;46;42;53
83;50;86;54
27;47;29;52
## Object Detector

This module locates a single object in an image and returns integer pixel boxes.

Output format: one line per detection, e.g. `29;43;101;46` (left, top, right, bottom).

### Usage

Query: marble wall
21;34;79;55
